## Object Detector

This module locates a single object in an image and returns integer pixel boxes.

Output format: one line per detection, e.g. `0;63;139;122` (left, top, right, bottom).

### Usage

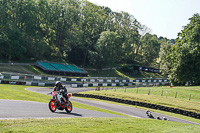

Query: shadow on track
54;112;82;117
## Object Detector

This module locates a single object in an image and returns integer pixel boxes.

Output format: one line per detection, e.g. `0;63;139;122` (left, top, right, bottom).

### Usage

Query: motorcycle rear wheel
65;101;72;113
49;100;57;112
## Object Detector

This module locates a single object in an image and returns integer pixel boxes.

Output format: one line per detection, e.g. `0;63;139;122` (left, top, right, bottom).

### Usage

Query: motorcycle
147;113;154;119
146;110;154;119
48;90;72;113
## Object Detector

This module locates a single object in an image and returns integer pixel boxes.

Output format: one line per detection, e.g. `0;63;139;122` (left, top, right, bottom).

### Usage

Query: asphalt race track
26;87;199;125
0;99;124;119
1;86;199;125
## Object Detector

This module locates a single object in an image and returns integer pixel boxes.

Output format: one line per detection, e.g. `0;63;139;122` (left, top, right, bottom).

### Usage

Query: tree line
0;0;170;67
159;13;200;85
2;0;199;85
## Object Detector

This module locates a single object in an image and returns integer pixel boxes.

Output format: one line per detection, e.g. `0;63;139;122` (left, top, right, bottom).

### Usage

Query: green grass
0;84;127;117
0;84;50;103
0;84;200;132
107;86;200;101
88;69;167;78
73;96;200;124
87;69;124;77
0;65;44;75
1;118;200;133
133;71;167;78
79;86;200;114
70;101;129;117
0;63;168;78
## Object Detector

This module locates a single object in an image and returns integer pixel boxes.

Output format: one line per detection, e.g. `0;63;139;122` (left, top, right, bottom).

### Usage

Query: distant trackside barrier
0;72;170;87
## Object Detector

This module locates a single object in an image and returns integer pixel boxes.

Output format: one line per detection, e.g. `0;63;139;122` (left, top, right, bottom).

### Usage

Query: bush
121;66;133;74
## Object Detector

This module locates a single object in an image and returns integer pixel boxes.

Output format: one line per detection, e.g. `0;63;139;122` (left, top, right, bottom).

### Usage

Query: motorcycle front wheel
65;101;72;113
49;100;57;112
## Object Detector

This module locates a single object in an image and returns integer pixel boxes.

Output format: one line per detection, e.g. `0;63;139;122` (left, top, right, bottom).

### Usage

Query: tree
108;11;142;64
89;30;120;69
134;25;151;60
1;0;159;69
159;39;172;74
46;0;81;59
140;33;160;66
168;13;200;85
0;28;26;60
80;1;108;67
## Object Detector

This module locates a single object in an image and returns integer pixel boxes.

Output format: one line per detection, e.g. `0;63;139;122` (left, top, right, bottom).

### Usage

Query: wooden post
137;88;138;93
148;89;150;95
124;87;126;92
161;90;163;96
175;92;177;98
189;94;191;101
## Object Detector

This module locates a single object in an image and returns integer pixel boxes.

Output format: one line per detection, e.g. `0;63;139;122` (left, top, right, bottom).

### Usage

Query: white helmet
55;81;62;86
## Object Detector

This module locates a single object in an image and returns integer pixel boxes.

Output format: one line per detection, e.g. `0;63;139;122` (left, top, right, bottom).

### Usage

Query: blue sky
87;0;200;39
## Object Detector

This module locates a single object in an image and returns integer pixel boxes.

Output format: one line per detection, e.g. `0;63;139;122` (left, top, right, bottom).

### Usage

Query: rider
146;110;151;116
146;110;154;118
53;81;68;105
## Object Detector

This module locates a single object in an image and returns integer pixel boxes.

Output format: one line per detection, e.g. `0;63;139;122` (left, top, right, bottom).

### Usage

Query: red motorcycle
49;91;72;113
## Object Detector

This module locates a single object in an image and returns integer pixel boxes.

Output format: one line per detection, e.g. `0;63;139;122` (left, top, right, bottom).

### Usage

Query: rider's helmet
55;81;62;87
146;110;150;114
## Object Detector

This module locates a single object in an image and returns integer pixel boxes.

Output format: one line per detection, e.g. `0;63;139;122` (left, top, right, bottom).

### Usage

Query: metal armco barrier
0;72;170;87
0;79;170;87
0;80;26;85
1;72;170;84
71;82;170;88
0;80;54;87
72;83;136;87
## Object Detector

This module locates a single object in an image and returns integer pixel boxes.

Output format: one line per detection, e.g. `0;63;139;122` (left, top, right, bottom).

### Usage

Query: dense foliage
2;0;199;86
160;14;200;85
0;0;163;68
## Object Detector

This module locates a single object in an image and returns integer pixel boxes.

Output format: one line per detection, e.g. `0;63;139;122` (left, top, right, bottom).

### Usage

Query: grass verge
87;69;167;78
79;86;200;113
0;84;127;117
1;84;199;132
0;65;44;75
73;96;200;124
0;118;200;133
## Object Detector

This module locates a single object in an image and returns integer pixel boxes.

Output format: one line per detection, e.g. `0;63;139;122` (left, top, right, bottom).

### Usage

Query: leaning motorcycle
146;111;154;119
48;90;72;113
